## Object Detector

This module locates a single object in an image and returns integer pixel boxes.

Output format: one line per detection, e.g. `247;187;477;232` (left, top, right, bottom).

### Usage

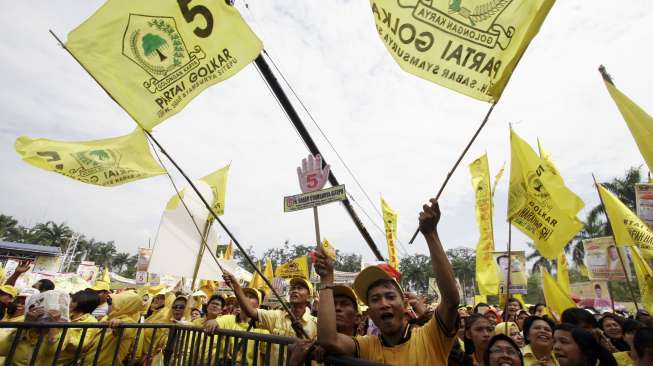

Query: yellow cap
289;277;314;297
90;281;110;292
353;266;403;305
0;285;17;298
332;285;359;312
242;288;262;305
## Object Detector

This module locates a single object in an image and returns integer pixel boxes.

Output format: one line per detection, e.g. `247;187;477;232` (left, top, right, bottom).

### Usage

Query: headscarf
495;322;519;336
108;292;144;322
166;295;190;322
25;289;70;321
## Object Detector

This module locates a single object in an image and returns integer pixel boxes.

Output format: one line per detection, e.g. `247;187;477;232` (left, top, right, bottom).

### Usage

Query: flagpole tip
598;65;614;85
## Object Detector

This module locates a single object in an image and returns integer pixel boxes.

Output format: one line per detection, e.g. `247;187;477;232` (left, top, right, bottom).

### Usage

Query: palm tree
86;241;117;268
0;215;18;240
33;221;73;249
5;225;44;244
112;253;130;273
526;242;553;274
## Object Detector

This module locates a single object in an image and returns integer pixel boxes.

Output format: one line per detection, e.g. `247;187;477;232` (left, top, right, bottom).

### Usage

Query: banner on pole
284;185;347;212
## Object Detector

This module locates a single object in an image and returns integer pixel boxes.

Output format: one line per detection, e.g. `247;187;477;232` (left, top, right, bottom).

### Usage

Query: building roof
0;241;62;256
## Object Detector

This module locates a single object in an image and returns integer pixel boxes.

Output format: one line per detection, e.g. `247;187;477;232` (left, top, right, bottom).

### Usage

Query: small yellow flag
263;257;274;295
604;80;653;173
556;252;571;295
66;0;263;130
198;279;216;298
508;129;583;259
542;268;576;320
491;161;505;197
15;129;164;187
249;261;264;291
321;239;337;261
381;197;399;269
538;139;585;214
469;154;499;295
165;164;229;214
598;184;653;259
631;247;653;313
275;256;309;280
223;241;233;260
369;0;555;102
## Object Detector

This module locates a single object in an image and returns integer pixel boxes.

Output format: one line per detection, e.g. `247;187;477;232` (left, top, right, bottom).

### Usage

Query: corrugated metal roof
0;241;62;256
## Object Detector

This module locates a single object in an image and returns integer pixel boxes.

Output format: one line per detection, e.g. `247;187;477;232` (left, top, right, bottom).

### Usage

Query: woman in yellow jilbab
85;291;144;366
138;290;176;365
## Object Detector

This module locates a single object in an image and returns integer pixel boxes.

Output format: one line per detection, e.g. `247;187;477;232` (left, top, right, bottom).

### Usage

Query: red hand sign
296;154;330;193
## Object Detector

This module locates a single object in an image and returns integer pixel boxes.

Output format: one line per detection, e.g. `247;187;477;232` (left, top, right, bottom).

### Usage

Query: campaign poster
635;183;653;230
76;261;98;283
582;237;629;281
492;251;528;294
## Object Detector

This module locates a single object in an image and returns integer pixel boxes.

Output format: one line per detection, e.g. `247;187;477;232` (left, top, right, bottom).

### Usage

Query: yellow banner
15;129;164;187
66;0;263;130
165;164;229;214
381;197;399;269
508;129;583;259
542;268;575;320
604;80;653;173
469;154;499;295
369;0;554;102
275;256;309;280
556;252;571;295
631;247;653;313
249;261;264;291
598;184;653;258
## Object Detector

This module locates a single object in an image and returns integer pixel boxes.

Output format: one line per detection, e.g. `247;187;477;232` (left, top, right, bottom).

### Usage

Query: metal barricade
0;322;385;366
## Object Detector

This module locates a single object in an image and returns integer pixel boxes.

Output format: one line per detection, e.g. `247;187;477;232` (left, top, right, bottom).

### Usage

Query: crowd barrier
0;322;385;366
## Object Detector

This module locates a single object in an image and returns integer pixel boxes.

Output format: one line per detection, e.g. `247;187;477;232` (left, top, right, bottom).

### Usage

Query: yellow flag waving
369;0;554;102
603;79;653;173
66;0;262;130
469;154;499;295
263;257;274;294
165;164;229;214
631;247;653;313
275;257;309;280
508;129;583;259
249;261;264;290
556;253;571;295
542;268;576;320
491;161;505;197
598;184;653;259
15;129;164;187
223;241;233;260
381;197;399;269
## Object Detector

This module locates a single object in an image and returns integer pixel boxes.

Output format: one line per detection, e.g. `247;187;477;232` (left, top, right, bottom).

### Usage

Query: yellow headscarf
495;321;519;336
108;292;144;322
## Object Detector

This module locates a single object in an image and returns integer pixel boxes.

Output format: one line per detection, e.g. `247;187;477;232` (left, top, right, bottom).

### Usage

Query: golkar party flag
368;0;554;102
15;129;165;187
381;197;399;269
66;0;263;130
507;129;583;259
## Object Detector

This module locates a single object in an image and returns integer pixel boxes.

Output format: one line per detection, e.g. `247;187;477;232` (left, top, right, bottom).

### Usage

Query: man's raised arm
222;270;259;321
419;199;459;331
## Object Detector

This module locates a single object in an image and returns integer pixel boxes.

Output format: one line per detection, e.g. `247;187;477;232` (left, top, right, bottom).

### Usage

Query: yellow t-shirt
613;351;634;366
354;314;456;365
217;314;269;366
522;344;559;366
257;308;317;339
51;313;99;366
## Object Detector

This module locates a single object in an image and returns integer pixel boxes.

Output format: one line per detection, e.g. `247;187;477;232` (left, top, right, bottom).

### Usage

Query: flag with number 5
66;0;262;130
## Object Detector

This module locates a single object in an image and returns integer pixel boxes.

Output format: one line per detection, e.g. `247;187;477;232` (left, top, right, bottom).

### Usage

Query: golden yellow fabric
604;80;653;174
275;257;309;280
598;184;653;259
369;0;554;102
470;154;499;295
15;129;164;187
258;308;316;365
508;129;583;259
249;261;264;290
223;241;233;260
139;292;176;362
65;0;262;130
556;252;571;295
522;344;559;366
263;258;274;296
542;268;575;320
51;313;99;366
613;351;634;366
631;247;653;313
381;197;399;269
216;314;269;366
355;316;455;365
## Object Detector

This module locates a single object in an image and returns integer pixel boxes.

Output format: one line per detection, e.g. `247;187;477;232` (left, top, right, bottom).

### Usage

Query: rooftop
0;241;62;256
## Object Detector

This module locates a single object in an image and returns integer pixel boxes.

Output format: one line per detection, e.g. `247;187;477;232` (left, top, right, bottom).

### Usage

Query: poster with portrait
76;261;98;283
570;281;611;300
582;237;629;281
492;251;528;294
635;183;653;230
136;248;153;272
32;256;62;274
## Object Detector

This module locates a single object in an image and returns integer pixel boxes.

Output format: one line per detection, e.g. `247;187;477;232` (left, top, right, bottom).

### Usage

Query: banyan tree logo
408;0;515;49
72;149;120;177
122;14;206;93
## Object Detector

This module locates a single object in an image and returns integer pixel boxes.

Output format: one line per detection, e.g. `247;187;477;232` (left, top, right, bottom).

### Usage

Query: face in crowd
516;310;529;330
288;283;310;306
487;338;522;366
171;298;187;321
466;316;494;352
206;297;224;318
366;280;406;335
151;294;165;311
526;318;554;351
506;300;521;317
0;292;12;306
600;316;623;339
191;309;201;320
334;295;357;334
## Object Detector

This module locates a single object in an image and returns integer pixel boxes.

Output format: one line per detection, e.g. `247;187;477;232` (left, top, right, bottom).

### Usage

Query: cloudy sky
1;1;651;267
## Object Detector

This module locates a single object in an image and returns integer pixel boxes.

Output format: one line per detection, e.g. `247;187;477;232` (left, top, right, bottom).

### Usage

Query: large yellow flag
508;129;583;259
556;252;571;295
469;154;499;295
542;268;576;320
275;256;309;280
631;247;653;313
598;184;653;259
15;129;164;187
249;261;264;290
538;139;585;214
165;164;230;214
369;0;554;102
66;0;263;130
381;197;399;269
603;80;653;173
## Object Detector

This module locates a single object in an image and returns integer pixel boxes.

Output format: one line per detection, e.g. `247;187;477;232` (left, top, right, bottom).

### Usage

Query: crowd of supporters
0;198;651;365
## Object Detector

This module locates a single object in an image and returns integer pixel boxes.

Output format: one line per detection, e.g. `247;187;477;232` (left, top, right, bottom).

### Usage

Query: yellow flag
603;80;653;173
321;239;337;261
381;197;399;269
474;295;487;305
598;184;653;258
199;279;216;298
579;263;589;278
631;247;653;313
166;164;229;214
223;241;233;260
369;0;554;102
469;154;499;295
508;129;583;259
249;261;264;290
538;139;585;214
66;0;262;130
491;161;505;197
263;257;274;294
542;268;576;320
15;129;164;187
275;256;309;280
556;252;571;295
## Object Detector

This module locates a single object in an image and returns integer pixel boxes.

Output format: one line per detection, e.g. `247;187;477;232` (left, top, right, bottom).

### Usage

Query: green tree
0;215;18;240
112;252;130;273
399;254;433;294
446;247;476;300
525;273;544;304
526;242;553;274
142;33;168;62
335;251;361;272
33;221;73;249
